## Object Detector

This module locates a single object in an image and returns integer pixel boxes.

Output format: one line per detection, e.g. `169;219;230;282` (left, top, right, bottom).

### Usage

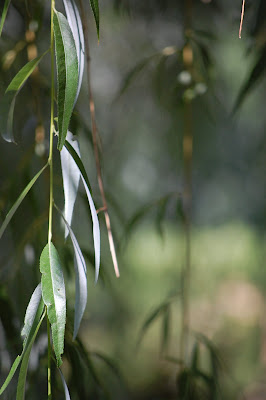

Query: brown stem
79;0;120;278
239;0;246;39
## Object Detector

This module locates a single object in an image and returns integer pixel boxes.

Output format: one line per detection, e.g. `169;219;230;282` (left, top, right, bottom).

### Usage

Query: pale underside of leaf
62;0;85;105
0;0;11;37
59;368;71;400
53;10;78;151
64;140;100;283
0;163;48;239
40;242;66;366
60;131;81;239
55;204;87;339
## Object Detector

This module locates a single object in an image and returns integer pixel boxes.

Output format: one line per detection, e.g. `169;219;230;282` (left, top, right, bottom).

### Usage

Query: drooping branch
78;0;120;278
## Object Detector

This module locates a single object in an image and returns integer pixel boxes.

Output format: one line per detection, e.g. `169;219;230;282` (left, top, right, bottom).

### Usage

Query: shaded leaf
160;304;170;354
62;0;85;105
89;0;100;40
0;356;21;395
21;283;44;347
55;204;87;340
65;139;100;283
16;311;45;400
60;132;81;239
40;242;66;366
0;0;11;37
59;368;71;400
54;10;78;150
0;163;48;239
6;51;48;93
0;91;16;142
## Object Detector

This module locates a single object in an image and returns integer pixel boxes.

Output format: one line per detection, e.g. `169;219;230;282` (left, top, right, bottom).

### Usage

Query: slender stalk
47;313;52;400
48;0;55;244
239;0;246;39
78;0;120;277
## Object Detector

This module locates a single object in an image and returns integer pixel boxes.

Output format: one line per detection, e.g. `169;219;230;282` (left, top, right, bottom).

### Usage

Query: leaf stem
48;0;55;243
47;313;52;400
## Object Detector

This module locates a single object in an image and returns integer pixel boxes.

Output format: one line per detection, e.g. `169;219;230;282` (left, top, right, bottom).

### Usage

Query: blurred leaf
0;91;16;142
58;368;71;400
65;139;100;283
91;351;123;381
40;242;66;366
16;311;45;400
155;196;170;239
89;0;100;40
5;51;48;93
0;0;11;37
55;204;87;340
54;10;78;151
191;341;199;372
0;355;21;395
62;0;85;105
160;303;170;354
0;163;48;239
233;45;266;113
60;132;81;239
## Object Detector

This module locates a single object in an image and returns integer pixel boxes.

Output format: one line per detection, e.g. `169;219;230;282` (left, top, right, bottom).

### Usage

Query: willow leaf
0;163;48;239
60;132;81;239
55;205;87;340
40;242;66;366
54;10;78;150
89;0;100;40
6;52;48;93
59;368;71;400
16;312;45;400
0;0;11;37
0;92;16;142
21;283;44;347
0;356;21;395
62;0;85;104
65;140;100;283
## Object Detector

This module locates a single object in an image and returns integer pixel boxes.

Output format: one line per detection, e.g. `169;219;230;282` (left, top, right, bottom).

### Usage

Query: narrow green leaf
58;368;71;400
0;163;48;239
0;0;11;37
0;91;16;142
53;10;79;150
62;0;85;104
65;140;100;283
16;311;45;400
0;355;21;395
160;304;170;354
40;242;66;366
89;0;100;40
60;132;81;239
55;204;87;340
21;283;44;348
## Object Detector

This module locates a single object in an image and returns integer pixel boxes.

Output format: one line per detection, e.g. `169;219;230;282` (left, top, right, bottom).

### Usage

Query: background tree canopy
0;0;266;399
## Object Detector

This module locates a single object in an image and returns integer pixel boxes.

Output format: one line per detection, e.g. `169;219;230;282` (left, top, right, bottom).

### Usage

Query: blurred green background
0;0;266;399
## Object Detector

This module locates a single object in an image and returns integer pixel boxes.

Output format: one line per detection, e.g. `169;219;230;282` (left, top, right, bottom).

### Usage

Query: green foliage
0;0;10;37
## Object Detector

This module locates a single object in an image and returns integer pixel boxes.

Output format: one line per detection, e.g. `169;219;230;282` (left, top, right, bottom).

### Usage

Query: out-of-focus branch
79;0;120;278
239;0;246;39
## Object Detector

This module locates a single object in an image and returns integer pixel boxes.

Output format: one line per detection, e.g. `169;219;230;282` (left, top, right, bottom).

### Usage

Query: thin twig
239;0;246;39
79;0;120;278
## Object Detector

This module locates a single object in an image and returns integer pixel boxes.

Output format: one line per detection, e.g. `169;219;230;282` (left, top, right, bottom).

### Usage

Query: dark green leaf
89;0;100;40
160;304;170;354
54;10;79;150
40;242;66;366
0;0;11;37
0;163;48;239
0;91;16;142
0;356;21;395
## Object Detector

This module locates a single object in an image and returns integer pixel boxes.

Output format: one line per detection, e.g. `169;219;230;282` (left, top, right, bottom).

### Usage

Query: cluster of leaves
0;0;107;398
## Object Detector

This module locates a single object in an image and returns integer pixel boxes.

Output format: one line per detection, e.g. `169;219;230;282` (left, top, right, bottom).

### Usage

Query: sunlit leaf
16;312;45;400
89;0;100;40
58;368;71;400
65;140;100;283
0;163;48;239
62;0;85;104
53;10;78;150
6;51;48;93
55;205;87;340
0;0;11;37
40;242;66;366
60;132;81;239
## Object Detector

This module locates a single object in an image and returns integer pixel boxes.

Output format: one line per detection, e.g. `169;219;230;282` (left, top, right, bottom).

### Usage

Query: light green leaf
89;0;100;40
62;0;85;104
0;163;48;239
6;52;48;93
16;311;46;400
60;132;81;239
65;140;100;283
53;10;79;151
0;0;11;37
0;355;21;395
40;242;66;366
55;204;87;340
